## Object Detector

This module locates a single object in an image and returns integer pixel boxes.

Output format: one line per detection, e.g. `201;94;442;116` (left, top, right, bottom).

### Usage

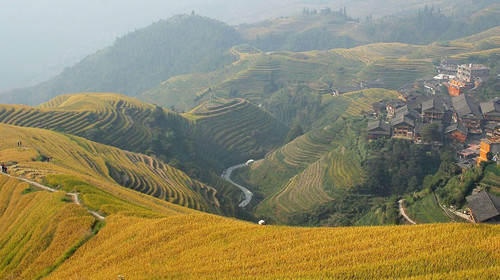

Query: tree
421;123;441;143
285;123;304;143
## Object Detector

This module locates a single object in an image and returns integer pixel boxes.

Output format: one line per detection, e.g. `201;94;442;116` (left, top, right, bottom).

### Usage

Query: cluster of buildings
366;62;500;166
442;61;491;96
367;94;500;144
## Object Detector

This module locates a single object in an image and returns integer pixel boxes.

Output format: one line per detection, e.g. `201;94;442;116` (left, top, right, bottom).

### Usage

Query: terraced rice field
340;88;399;117
415;42;473;58
252;119;368;221
268;155;331;214
360;58;435;89
325;147;364;190
333;43;420;65
0;93;156;152
0;124;220;214
279;128;336;168
218;60;281;101
186;98;287;165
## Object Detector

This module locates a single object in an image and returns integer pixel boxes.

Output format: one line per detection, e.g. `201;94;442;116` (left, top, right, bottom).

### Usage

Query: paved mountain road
222;162;254;208
398;199;417;225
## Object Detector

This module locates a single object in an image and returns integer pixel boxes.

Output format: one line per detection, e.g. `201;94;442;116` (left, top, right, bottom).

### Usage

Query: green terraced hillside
138;27;500;119
239;118;366;223
184;98;288;167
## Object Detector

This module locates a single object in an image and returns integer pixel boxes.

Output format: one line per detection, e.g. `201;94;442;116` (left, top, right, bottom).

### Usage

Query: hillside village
367;62;500;169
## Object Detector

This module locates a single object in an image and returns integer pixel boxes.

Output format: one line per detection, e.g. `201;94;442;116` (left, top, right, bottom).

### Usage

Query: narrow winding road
398;199;417;225
222;162;253;208
1;171;104;220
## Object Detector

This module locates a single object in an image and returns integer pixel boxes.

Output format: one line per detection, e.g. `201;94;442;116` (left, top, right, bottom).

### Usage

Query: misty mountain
2;2;500;105
1;15;242;105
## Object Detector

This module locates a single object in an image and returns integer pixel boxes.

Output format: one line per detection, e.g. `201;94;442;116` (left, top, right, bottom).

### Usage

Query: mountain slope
0;93;287;169
0;15;242;105
0;93;288;214
0;176;94;279
0;123;222;214
184;98;288;167
47;213;500;279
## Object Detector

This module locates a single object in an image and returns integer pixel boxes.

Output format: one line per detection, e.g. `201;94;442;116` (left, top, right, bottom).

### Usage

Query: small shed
466;191;500;223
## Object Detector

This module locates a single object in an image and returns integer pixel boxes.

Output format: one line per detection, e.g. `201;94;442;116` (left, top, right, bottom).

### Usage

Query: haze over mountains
3;1;499;106
1;1;500;278
1;0;489;93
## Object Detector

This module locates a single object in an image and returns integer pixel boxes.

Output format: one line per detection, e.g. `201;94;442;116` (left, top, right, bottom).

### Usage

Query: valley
1;2;500;278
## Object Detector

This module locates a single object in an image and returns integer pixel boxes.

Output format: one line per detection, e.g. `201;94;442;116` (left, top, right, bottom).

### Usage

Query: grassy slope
0;124;219;214
47;213;500;279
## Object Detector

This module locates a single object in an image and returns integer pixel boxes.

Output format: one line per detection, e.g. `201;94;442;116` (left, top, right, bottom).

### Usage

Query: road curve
398;199;417;225
222;162;253;208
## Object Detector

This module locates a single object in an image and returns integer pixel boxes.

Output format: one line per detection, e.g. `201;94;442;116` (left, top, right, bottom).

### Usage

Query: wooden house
480;97;500;121
367;120;391;139
484;122;500;137
394;105;421;122
466;191;500;223
445;122;468;144
391;115;415;139
386;100;405;119
421;98;445;123
452;94;483;134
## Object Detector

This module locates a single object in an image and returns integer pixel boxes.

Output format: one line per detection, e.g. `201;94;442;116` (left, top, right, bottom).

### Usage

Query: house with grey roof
480;97;500;121
367;120;391;139
394;105;421;122
391;115;415;139
484;122;500;138
421;98;446;123
445;122;468;144
466;191;500;223
452;94;483;134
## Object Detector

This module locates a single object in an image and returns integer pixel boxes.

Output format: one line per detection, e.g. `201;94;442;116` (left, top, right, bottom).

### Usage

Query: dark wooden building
452;94;483;134
466;191;500;223
367;120;391;139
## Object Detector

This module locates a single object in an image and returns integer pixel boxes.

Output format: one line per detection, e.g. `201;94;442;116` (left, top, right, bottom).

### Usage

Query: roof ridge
485;191;500;214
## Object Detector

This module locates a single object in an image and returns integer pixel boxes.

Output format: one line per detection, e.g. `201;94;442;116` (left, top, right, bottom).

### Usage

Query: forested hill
0;15;242;105
360;3;500;45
